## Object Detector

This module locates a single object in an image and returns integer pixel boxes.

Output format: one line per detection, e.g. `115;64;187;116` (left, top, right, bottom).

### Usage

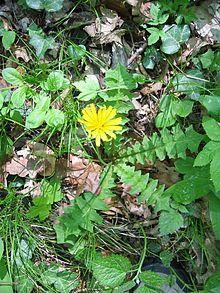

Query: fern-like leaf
119;124;204;165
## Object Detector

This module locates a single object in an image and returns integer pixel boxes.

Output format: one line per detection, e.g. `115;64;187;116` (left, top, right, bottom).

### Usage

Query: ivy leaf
2;31;16;50
54;271;79;292
159;209;183;235
146;28;161;45
29;34;55;59
2;68;23;85
92;254;131;288
26;0;64;12
74;75;100;101
161;25;190;54
202;116;220;141
210;152;220;193
199;49;215;69
172;69;205;100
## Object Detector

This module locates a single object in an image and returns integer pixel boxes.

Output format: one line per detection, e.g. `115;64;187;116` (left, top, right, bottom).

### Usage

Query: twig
127;43;147;69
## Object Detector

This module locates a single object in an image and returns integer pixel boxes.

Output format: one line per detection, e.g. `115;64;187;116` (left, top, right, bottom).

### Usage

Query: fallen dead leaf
84;7;125;44
14;47;30;62
140;82;162;95
56;155;101;196
154;161;180;187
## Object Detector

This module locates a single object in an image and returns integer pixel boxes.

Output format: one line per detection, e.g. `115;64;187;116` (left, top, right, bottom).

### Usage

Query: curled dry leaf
5;142;55;179
84;7;125;44
56;155;101;196
14;47;30;62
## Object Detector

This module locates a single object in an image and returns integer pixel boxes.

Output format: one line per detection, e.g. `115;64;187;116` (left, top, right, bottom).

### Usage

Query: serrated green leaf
194;141;220;167
113;280;136;293
74;75;100;101
2;68;23;85
159;209;183;235
202;116;220;141
139;270;167;287
160;250;173;267
2;30;16;50
105;64;136;90
11;87;27;108
210;152;220;193
92;254;131;288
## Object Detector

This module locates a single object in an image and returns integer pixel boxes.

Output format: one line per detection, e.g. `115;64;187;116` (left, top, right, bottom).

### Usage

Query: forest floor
0;0;220;292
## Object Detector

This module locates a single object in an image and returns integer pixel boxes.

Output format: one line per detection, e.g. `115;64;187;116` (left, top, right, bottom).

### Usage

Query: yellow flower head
79;104;122;147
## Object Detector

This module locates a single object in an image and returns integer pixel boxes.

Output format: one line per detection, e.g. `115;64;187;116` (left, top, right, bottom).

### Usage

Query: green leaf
54;271;79;292
0;259;13;293
146;28;160;45
172;69;205;100
11;87;27;108
67;44;86;61
202;116;220;141
45;109;65;128
155;94;176;128
194;141;220;167
25;109;46;129
26;0;64;12
210;152;220;193
0;238;3;260
74;75;100;101
161;25;190;54
46;70;64;91
2;68;23;85
2;31;16;50
209;194;220;240
205;272;220;293
92;254;131;288
199;95;220;117
35;95;51;111
27;178;64;221
113;280;136;293
14;266;34;293
0;93;4;109
199;49;215;69
160;250;173;267
105;64;136;90
139;270;167;287
175;100;194;117
0;134;13;163
135;287;158;293
29;34;55;59
165;178;210;204
159;209;183;235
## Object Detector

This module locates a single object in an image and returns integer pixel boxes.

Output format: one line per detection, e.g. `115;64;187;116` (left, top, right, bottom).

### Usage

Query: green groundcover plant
0;0;220;292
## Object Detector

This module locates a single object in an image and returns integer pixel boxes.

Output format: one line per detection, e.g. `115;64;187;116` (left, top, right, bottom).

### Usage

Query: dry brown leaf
5;156;29;177
14;47;30;62
5;142;55;179
154;161;180;187
140;82;162;95
56;155;101;196
84;7;125;44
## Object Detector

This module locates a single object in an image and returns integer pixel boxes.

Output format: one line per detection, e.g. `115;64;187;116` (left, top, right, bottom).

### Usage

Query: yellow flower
79;104;122;147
